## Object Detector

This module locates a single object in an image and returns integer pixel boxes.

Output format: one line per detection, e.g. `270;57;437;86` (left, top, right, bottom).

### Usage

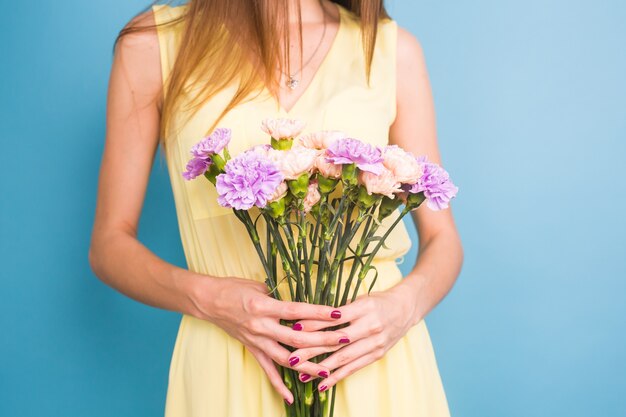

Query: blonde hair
115;0;389;150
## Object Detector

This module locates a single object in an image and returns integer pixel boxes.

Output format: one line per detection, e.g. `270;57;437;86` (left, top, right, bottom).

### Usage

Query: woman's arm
87;12;197;315
88;11;351;404
284;26;464;390
384;25;464;326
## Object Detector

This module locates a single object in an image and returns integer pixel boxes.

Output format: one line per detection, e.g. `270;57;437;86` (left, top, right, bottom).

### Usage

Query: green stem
329;385;337;417
234;210;280;299
281;219;305;301
323;207;366;303
299;210;313;303
351;207;410;301
265;214;297;300
339;203;379;305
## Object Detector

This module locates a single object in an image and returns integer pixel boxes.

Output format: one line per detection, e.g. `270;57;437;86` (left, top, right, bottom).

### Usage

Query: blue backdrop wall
1;1;624;416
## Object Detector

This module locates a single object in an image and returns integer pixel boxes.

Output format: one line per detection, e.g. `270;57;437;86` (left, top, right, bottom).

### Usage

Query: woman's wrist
391;272;428;327
177;268;218;320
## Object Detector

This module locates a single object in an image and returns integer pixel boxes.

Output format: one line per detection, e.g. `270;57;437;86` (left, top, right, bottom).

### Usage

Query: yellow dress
153;3;450;416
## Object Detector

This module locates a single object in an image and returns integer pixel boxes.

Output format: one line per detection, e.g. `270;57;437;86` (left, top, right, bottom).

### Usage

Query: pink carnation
276;146;317;180
298;130;346;151
302;179;321;212
268;181;289;203
358;166;402;198
314;154;343;179
382;145;423;184
261;118;306;139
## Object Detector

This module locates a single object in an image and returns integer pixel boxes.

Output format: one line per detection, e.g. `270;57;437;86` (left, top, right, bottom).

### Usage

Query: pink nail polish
319;384;328;392
285;398;293;405
289;356;300;366
339;337;350;344
300;373;311;382
318;370;329;378
331;310;341;319
292;323;303;331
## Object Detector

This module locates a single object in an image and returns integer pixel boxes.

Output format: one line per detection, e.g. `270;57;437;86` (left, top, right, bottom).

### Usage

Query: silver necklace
281;7;328;90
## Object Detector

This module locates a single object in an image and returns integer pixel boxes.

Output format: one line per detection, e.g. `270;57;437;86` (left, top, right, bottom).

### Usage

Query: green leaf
367;267;379;295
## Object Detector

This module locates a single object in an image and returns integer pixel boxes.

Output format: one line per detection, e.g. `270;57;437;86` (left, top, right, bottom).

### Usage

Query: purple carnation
325;138;384;175
182;157;212;180
405;156;458;210
215;150;284;210
191;128;231;158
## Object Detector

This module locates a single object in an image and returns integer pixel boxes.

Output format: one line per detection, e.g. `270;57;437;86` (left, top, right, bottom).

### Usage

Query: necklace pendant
286;75;299;90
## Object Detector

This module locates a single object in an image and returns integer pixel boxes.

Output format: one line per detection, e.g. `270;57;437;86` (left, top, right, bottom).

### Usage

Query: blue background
1;0;624;416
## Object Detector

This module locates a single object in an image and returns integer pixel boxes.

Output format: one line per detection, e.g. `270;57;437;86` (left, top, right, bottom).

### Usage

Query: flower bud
265;197;287;218
212;154;227;171
405;191;426;211
287;172;310;199
378;195;403;221
357;186;381;209
317;175;339;194
341;163;358;187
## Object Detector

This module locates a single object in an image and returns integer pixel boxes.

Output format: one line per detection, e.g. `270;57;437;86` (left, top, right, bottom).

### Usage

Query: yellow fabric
153;3;450;416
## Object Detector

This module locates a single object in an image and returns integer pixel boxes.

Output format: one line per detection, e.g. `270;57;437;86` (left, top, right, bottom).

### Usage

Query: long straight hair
115;0;389;150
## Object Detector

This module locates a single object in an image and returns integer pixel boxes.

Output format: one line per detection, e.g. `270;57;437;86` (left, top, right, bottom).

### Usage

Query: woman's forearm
396;227;464;326
88;229;205;317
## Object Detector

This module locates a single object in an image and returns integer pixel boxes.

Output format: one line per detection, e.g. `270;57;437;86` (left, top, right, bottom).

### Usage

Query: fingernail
285;398;293;405
292;323;303;331
318;370;329;378
300;373;311;382
331;310;341;319
319;384;328;392
289;356;300;366
339;337;350;344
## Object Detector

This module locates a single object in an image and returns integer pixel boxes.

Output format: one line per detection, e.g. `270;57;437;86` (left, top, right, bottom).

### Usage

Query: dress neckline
268;2;346;115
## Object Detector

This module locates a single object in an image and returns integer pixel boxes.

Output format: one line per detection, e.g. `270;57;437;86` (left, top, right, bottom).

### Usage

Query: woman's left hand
285;280;420;390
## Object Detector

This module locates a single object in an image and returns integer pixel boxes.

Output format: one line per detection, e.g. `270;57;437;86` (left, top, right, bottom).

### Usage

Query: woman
88;0;463;415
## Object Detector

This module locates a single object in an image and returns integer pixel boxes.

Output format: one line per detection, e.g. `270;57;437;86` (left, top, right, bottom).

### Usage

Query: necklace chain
281;5;328;90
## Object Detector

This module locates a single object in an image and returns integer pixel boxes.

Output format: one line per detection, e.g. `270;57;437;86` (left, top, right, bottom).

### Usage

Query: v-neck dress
153;3;450;417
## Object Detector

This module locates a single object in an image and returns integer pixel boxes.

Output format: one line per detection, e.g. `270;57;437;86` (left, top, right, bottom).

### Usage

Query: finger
317;349;384;393
317;335;386;372
292;318;350;332
259;338;330;379
263;298;344;321
288;345;343;380
247;345;293;404
294;298;372;330
271;321;351;349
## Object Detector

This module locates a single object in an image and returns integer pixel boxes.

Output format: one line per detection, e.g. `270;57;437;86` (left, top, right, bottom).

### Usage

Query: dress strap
152;4;187;100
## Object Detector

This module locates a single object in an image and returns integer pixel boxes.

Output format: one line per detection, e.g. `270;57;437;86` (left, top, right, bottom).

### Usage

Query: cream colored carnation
261;118;306;139
358;166;402;198
314;154;343;179
298;130;346;150
276;146;317;180
382;145;423;184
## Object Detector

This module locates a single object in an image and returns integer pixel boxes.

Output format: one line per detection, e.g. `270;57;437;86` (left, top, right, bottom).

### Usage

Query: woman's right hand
188;274;349;403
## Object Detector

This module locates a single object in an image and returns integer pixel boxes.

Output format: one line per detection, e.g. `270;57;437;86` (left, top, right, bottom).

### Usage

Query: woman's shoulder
394;23;426;72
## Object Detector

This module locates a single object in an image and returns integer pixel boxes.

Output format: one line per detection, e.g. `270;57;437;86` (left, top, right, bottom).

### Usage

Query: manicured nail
292;323;303;331
289;356;300;366
319;384;328;392
285;398;293;405
339;337;350;344
300;373;311;382
318;370;329;378
331;310;341;319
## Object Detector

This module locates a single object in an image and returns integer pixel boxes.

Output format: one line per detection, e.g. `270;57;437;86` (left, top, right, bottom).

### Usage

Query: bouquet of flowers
182;118;458;417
